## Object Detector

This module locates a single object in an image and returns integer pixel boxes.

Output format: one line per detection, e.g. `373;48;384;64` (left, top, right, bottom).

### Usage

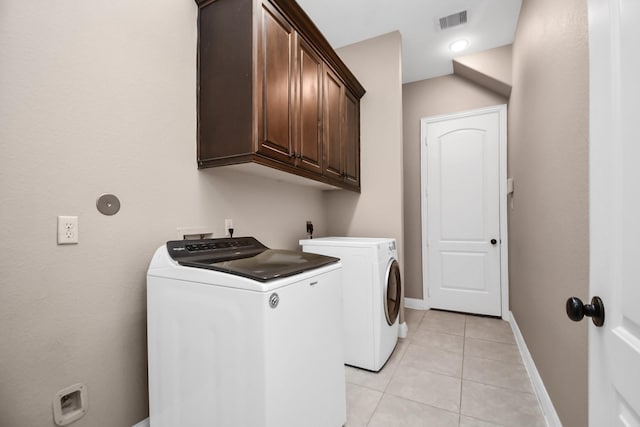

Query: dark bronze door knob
566;296;605;327
490;239;497;245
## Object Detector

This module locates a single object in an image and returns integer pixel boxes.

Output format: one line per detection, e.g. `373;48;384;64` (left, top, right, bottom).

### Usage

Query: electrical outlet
225;219;233;237
57;216;78;245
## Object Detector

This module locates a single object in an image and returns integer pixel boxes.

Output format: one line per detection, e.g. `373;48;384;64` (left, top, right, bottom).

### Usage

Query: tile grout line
461;378;537;396
458;315;467;426
463;353;529;368
417;327;466;338
462;414;509;427
380;389;462;417
365;318;417;426
408;339;465;355
363;388;384;427
381;338;410;394
464;335;518;345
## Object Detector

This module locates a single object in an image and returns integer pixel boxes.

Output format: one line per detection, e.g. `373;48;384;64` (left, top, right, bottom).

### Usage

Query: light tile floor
345;309;546;427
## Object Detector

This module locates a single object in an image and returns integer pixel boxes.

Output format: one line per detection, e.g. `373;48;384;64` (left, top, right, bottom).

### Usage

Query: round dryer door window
384;260;401;325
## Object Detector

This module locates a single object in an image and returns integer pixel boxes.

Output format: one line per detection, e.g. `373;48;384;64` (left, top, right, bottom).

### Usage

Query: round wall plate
96;194;120;216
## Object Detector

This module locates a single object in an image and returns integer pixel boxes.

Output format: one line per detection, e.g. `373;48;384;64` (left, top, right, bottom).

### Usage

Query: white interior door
421;106;506;317
589;0;640;424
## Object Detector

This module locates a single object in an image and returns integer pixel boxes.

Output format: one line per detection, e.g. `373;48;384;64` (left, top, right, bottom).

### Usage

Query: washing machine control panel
167;237;267;263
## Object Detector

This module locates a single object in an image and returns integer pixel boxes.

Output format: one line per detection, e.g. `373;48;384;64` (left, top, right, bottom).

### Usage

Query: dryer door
384;260;401;325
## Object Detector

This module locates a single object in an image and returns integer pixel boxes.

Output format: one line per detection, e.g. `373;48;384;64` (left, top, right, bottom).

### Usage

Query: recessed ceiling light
449;39;469;53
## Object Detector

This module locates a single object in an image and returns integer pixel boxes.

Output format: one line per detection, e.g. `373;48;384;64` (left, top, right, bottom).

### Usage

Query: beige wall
455;45;513;87
0;2;330;426
324;32;405;272
402;75;507;299
509;0;589;426
453;45;513;97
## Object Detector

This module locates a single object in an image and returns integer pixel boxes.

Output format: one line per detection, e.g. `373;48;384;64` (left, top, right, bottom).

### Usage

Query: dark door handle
566;296;605;327
490;239;497;245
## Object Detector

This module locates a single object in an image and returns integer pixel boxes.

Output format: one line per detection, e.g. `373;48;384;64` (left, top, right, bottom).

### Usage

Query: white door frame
419;104;509;319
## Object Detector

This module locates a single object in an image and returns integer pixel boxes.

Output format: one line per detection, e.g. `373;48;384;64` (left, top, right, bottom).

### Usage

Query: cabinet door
323;66;343;181
258;3;294;163
343;90;360;188
295;36;323;174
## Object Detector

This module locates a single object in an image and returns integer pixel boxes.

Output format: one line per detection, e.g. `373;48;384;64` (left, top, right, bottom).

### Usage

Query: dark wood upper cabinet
257;3;295;164
195;0;365;191
323;66;343;181
296;35;323;174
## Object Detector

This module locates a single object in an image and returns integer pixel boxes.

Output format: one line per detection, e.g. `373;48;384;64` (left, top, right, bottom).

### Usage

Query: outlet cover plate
57;216;78;245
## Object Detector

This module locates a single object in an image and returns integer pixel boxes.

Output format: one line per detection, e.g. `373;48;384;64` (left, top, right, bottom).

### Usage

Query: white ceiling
295;0;522;83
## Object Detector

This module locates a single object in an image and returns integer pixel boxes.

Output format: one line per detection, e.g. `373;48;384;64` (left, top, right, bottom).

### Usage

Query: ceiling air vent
439;10;468;30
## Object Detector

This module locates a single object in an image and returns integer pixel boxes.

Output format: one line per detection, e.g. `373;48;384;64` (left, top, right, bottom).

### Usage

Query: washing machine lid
166;237;339;282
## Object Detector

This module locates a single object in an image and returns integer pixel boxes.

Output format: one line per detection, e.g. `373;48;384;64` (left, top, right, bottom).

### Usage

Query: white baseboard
404;297;428;310
508;311;562;427
404;297;514;321
132;418;149;427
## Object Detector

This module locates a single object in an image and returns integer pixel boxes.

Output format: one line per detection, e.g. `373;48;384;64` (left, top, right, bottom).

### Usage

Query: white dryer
300;237;401;371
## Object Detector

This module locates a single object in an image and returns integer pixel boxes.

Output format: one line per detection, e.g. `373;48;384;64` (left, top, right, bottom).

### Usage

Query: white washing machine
147;237;346;427
300;237;402;372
